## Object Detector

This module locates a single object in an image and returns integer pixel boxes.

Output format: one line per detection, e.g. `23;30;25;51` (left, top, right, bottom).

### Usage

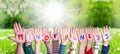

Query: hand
33;28;42;44
60;26;69;45
9;23;25;45
25;28;34;46
42;27;51;43
78;28;86;44
102;26;113;46
94;28;102;44
86;27;94;43
68;27;78;45
25;28;34;43
51;27;60;41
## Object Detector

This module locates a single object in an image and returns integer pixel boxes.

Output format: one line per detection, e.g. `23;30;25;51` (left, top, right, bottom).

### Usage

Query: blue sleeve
101;45;110;54
59;44;66;54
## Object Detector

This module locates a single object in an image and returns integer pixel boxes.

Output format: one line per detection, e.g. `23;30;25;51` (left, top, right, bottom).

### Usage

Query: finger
18;23;22;32
14;23;17;33
8;36;16;41
15;23;20;32
21;27;24;32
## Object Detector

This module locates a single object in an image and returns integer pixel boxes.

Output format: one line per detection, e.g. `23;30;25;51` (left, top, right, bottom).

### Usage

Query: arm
23;28;34;54
78;28;86;54
101;26;112;54
45;42;52;54
34;28;42;54
85;27;94;54
23;43;34;54
59;44;66;54
93;28;102;54
68;27;78;54
42;27;52;54
51;28;60;54
16;43;24;54
59;27;69;54
9;23;25;54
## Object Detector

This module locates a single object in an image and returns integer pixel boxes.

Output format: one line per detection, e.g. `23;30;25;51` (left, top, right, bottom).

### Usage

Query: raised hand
86;27;94;42
102;26;113;46
25;28;34;44
51;27;60;41
33;28;42;44
61;26;69;45
8;23;25;54
68;27;78;44
9;23;25;44
78;28;86;44
42;27;51;43
94;28;102;44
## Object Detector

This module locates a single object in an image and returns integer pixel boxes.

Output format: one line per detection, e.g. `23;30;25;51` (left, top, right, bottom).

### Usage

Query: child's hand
78;28;86;44
86;27;94;43
60;26;69;45
42;27;51;43
9;23;25;45
102;26;113;46
94;28;102;44
68;27;78;45
51;27;60;41
25;28;34;46
33;28;42;44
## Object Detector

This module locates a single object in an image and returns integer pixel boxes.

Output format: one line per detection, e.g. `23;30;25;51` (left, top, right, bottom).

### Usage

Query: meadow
0;29;120;54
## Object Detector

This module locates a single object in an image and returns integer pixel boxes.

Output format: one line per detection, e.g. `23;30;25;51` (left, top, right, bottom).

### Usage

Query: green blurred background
0;0;120;54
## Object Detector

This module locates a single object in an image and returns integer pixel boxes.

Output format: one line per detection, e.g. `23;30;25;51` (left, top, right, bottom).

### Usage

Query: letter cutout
105;34;109;39
18;34;23;40
80;35;84;40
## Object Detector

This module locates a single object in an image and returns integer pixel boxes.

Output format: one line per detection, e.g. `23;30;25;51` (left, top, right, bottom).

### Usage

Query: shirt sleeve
59;44;66;54
22;43;34;54
101;45;110;54
85;47;93;54
52;40;59;54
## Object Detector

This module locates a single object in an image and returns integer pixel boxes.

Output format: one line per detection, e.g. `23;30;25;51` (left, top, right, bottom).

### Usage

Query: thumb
8;36;16;41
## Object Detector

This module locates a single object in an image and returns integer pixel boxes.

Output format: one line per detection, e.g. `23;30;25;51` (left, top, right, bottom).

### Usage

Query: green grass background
0;29;120;54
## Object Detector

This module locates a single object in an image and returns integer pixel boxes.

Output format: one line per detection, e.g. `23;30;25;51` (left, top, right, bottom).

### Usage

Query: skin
93;28;102;54
25;28;34;46
78;28;86;54
102;26;114;47
86;26;94;51
51;27;60;41
8;23;25;54
42;27;52;54
60;26;69;45
68;27;78;54
33;28;42;54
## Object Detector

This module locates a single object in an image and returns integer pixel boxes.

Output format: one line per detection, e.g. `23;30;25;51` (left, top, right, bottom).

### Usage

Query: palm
42;27;51;43
9;23;25;44
61;27;69;44
69;28;78;44
102;26;112;42
78;28;86;43
52;28;60;41
33;28;42;43
25;28;34;43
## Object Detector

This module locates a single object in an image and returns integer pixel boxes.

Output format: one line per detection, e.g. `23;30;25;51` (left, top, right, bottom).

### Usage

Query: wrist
17;43;23;46
36;42;40;45
25;42;31;46
71;44;77;48
104;42;108;46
